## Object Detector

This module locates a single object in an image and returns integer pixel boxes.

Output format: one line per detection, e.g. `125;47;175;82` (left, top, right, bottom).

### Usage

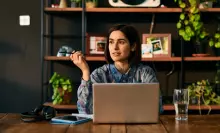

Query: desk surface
1;113;220;133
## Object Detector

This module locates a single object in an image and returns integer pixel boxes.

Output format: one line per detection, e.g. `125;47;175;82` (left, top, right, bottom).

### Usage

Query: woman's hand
70;51;90;81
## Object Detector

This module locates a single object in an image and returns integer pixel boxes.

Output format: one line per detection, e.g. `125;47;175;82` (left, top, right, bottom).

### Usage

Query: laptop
92;83;160;123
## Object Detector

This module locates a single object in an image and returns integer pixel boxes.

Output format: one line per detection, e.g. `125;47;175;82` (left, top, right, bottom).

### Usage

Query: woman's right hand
70;51;90;76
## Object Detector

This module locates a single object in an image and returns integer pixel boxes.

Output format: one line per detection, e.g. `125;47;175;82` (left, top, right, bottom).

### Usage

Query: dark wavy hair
104;24;141;66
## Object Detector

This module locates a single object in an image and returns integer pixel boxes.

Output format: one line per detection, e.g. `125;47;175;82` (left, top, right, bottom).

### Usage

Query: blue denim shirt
77;63;163;114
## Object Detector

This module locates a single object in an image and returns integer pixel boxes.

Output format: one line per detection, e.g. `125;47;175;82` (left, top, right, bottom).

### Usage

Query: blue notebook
51;115;91;125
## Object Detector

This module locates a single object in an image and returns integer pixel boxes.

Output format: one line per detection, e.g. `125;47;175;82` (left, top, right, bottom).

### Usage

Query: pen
58;51;76;54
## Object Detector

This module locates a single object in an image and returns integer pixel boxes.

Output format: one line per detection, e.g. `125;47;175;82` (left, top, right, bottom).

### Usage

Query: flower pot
86;1;97;8
59;0;67;8
190;97;198;105
71;2;77;7
213;48;220;56
71;2;81;7
58;88;72;104
194;42;207;54
192;39;210;57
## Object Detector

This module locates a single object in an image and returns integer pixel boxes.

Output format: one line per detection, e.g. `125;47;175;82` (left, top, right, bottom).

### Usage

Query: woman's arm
77;66;107;114
77;79;93;114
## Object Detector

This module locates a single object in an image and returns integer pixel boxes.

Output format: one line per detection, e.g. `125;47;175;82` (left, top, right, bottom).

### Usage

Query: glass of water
173;89;189;121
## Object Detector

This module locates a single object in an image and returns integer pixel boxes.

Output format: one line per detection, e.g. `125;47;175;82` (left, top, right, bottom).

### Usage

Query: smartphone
51;115;91;125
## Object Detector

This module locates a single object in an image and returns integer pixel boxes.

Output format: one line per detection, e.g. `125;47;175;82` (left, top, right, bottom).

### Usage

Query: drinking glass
173;89;189;121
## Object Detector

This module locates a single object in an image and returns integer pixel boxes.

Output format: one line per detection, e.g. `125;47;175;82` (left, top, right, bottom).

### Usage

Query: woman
70;24;163;114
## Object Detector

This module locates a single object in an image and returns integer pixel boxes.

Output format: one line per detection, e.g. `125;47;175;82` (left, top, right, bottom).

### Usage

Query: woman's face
108;30;131;62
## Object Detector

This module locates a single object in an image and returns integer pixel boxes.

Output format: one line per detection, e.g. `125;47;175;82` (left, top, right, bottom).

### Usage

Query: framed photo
86;34;107;55
142;34;171;58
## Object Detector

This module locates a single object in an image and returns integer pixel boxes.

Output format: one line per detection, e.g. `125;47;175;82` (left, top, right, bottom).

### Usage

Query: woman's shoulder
135;63;154;72
91;64;109;75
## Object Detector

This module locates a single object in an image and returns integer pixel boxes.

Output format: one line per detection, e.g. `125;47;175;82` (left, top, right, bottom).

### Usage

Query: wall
0;0;41;112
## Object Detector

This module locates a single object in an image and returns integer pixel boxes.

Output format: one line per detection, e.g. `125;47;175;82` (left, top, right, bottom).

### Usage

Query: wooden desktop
1;113;220;133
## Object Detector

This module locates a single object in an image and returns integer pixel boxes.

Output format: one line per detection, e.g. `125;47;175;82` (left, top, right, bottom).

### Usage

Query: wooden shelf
44;56;70;61
164;104;220;110
44;102;77;110
44;56;220;62
44;7;220;13
184;57;220;61
44;7;82;12
142;57;181;62
44;56;182;62
86;8;181;13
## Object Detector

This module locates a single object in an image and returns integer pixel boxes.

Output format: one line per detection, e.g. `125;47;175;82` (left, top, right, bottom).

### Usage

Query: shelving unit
41;0;220;111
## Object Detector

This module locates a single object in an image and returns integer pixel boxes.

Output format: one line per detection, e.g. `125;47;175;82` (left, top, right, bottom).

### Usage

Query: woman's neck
114;61;130;74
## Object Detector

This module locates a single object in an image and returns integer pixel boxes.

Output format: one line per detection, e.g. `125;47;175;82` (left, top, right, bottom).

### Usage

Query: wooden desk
1;113;220;133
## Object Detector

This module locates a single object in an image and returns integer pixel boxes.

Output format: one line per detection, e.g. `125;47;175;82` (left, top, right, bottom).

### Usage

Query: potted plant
86;0;97;8
49;72;73;105
187;79;220;115
70;0;81;7
174;0;209;55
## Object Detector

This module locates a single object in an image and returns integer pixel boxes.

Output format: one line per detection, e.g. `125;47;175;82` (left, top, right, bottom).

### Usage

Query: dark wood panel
66;121;91;133
0;114;69;133
0;113;7;120
160;115;220;133
111;125;126;133
90;124;110;133
2;114;220;133
127;123;167;133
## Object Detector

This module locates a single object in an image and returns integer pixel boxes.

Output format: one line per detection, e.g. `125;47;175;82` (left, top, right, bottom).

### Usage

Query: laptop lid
92;83;160;123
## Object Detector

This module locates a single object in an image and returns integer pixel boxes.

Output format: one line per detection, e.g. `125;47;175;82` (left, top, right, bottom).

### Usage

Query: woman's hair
104;24;141;66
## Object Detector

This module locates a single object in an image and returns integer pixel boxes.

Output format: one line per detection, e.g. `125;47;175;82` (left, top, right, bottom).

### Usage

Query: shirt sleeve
77;79;92;114
77;67;106;114
140;65;164;114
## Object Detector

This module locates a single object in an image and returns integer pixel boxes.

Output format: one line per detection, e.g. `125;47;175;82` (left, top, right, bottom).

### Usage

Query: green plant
174;0;209;42
209;24;220;48
49;72;73;105
187;79;220;115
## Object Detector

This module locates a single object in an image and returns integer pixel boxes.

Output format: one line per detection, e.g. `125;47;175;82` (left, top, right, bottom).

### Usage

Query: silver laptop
92;83;160;123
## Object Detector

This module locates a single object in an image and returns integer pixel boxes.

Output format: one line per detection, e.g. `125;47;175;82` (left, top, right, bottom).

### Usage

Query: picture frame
142;34;171;58
86;33;107;55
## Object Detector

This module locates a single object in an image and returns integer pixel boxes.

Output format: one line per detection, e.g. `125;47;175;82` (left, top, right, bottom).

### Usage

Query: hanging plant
174;0;209;42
